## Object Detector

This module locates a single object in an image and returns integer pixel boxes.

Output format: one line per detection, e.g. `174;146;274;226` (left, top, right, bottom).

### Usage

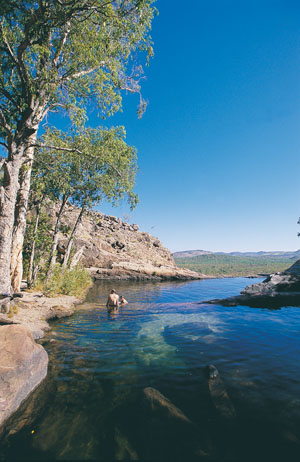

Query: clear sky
95;0;300;252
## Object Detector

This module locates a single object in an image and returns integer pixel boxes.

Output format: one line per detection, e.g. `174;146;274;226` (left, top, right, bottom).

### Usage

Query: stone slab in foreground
0;325;48;429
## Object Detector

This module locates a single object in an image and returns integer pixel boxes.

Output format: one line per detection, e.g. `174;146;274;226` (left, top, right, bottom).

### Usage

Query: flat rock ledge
199;259;300;308
0;291;79;339
89;262;211;281
0;325;48;431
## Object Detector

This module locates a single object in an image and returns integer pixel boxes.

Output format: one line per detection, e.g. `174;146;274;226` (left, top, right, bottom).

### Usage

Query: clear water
2;278;300;461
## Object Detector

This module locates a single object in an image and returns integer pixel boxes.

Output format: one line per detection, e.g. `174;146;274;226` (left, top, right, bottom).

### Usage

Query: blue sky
95;0;300;252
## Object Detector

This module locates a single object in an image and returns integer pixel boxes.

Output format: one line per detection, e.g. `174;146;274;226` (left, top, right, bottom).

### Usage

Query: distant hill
173;250;300;277
173;249;300;259
173;250;214;258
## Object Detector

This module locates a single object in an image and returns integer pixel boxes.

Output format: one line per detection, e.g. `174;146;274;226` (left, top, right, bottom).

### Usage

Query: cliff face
49;203;204;281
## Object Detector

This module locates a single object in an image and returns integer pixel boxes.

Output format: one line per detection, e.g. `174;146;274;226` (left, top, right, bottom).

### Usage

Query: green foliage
175;254;296;277
42;265;93;297
0;0;157;145
35;125;139;210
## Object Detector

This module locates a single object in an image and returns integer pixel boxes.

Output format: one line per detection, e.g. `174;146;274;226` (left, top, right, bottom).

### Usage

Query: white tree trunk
27;203;41;288
46;195;68;279
0;155;23;295
70;245;85;269
62;206;85;270
11;141;36;293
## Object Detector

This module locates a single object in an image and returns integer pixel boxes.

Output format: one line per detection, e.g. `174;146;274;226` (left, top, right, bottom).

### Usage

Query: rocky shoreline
199;259;300;308
0;290;80;433
88;262;209;281
0;290;79;340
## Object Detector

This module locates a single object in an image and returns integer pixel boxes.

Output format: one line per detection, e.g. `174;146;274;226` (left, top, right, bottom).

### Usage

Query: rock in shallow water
206;365;236;420
142;387;210;460
0;325;48;430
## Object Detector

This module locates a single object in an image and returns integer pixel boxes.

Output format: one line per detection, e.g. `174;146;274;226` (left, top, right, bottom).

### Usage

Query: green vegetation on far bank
174;254;297;277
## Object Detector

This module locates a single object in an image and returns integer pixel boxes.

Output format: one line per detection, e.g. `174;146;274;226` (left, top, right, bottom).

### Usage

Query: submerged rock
142;387;209;460
0;325;48;430
114;427;139;461
206;365;236;420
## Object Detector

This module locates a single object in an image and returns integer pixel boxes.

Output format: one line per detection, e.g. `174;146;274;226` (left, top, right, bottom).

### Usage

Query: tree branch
0;141;8;150
63;64;105;81
0;108;13;146
32;143;122;177
0;157;6;170
52;21;71;67
0;22;18;66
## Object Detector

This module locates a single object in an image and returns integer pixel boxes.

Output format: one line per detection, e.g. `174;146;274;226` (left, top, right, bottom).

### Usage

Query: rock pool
2;277;300;461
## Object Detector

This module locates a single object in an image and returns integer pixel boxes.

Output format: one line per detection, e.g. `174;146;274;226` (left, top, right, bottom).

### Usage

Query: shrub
42;265;93;298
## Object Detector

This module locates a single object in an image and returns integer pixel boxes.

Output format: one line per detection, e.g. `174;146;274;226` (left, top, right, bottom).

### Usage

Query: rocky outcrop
0;291;78;340
48;203;206;281
0;325;48;430
242;259;300;296
201;260;300;308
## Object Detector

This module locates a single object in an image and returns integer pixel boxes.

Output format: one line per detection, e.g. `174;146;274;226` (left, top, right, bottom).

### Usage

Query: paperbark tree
61;126;138;270
0;0;155;294
32;126;138;273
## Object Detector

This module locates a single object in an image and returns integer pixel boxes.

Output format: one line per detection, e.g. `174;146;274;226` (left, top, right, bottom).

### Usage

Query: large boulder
0;325;48;429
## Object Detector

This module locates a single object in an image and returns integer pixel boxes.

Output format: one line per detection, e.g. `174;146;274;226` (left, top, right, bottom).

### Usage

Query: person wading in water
120;295;128;305
106;289;120;310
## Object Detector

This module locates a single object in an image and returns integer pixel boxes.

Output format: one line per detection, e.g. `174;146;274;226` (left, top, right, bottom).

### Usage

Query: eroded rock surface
0;291;78;339
47;203;207;281
0;325;48;430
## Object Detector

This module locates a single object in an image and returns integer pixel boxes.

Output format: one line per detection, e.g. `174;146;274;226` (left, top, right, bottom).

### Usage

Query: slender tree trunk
70;245;85;269
62;205;86;270
46;195;68;279
11;140;36;293
32;264;39;285
0;152;24;295
27;202;42;288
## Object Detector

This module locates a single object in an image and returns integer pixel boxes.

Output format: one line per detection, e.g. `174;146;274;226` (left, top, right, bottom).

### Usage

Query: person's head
120;295;124;300
110;289;116;294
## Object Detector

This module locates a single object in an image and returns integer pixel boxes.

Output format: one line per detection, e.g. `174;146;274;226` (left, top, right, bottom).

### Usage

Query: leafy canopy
33;125;139;210
0;0;156;148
